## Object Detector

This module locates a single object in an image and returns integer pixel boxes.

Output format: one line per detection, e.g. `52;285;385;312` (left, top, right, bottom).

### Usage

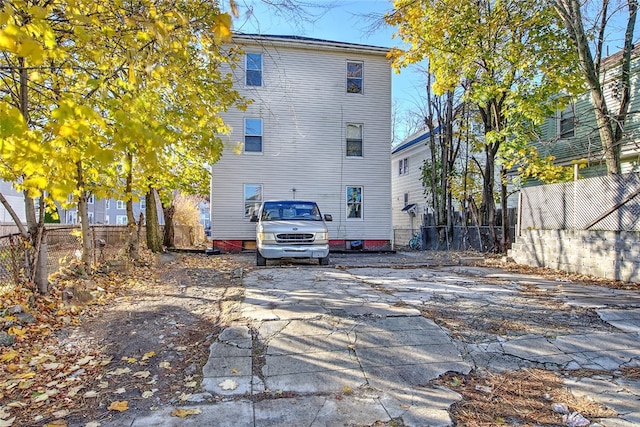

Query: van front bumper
258;244;329;259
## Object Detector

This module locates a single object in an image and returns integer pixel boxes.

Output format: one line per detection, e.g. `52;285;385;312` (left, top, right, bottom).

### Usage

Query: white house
210;34;392;252
390;129;432;239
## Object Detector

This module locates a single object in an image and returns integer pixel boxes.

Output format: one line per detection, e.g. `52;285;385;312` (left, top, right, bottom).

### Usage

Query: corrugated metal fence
519;173;640;232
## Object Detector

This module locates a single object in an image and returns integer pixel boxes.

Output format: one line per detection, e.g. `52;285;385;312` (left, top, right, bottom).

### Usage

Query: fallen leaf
98;382;109;389
185;381;197;388
178;392;192;401
218;379;238;390
52;409;69;418
114;387;126;394
0;417;15;427
142;351;155;360
342;386;353;395
141;390;154;398
32;392;49;403
42;363;64;371
76;356;94;366
171;408;202;418
85;422;100;427
133;370;151;378
230;368;239;374
109;367;131;376
159;361;171;369
1;351;18;362
122;357;137;364
107;401;128;412
84;391;99;398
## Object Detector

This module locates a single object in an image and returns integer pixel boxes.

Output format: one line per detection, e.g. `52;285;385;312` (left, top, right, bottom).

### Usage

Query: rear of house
210;34;392;252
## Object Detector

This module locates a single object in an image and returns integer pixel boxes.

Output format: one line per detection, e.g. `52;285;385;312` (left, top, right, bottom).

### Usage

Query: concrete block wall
509;229;640;283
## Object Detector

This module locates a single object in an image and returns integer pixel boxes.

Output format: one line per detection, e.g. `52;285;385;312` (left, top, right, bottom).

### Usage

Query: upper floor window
244;184;263;219
559;107;575;139
140;196;146;210
399;158;408;175
246;53;263;87
346;123;363;157
347;61;363;94
105;199;110;209
245;118;263;153
116;200;125;210
88;194;95;204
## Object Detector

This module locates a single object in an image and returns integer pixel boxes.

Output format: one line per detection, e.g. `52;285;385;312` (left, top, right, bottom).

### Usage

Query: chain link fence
519;173;640;232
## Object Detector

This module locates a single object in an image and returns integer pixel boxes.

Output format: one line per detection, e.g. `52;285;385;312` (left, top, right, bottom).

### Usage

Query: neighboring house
0;181;26;225
536;46;640;176
390;128;432;235
210;34;392;252
58;197;147;225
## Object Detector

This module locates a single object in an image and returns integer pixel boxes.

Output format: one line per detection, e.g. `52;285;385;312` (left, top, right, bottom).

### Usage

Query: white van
250;200;332;266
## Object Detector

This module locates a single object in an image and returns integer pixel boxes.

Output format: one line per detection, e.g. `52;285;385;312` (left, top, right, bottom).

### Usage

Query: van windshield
261;202;322;221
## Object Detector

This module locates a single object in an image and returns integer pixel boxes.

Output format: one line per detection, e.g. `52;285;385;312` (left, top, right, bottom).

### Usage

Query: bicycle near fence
409;231;423;250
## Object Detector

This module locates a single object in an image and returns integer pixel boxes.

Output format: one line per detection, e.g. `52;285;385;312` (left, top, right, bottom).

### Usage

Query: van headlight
258;232;275;242
315;232;328;241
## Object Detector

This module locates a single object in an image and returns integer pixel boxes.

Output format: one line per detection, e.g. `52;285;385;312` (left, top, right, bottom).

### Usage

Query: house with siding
536;46;640;176
210;34;392;252
390;129;432;242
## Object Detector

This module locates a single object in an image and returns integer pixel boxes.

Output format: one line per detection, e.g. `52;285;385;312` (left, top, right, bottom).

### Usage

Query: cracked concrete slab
109;252;640;427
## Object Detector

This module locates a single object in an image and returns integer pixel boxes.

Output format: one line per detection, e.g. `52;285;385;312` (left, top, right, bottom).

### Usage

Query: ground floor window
346;186;362;219
116;215;127;225
244;184;263;218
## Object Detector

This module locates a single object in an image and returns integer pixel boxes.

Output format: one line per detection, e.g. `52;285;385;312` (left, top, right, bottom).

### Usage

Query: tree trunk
76;161;93;269
163;203;176;248
145;188;163;252
552;0;636;174
125;153;140;261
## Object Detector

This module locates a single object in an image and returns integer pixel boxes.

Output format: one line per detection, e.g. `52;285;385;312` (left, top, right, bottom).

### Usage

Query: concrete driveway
117;252;640;426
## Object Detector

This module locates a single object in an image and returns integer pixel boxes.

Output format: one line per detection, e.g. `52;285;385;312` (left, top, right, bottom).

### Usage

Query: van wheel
319;256;329;266
257;251;267;266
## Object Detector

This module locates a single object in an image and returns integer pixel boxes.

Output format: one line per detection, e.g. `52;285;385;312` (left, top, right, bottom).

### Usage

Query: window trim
244;118;263;154
116;200;125;210
559;106;575;139
244;183;263;219
398;158;408;175
246;52;263;87
346;123;363;157
346;186;363;220
346;61;363;94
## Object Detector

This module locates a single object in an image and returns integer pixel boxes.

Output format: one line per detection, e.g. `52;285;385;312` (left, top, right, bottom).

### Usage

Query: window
88;194;95;204
559;107;575;138
140;196;146;210
105;215;110;224
244;184;263;219
246;53;262;86
399;158;408;175
105;199;110;209
116;215;127;225
67;210;77;224
244;118;263;153
88;212;94;224
347;61;363;94
346;186;362;219
346;124;363;157
116;200;125;210
404;193;409;206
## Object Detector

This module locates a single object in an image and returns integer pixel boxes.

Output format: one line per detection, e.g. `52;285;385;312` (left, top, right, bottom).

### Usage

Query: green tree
387;0;583;251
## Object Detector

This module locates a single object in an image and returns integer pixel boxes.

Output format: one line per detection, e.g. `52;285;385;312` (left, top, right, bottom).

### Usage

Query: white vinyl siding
212;36;391;242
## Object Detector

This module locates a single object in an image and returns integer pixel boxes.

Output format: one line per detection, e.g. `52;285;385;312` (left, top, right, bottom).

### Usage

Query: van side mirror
324;214;332;222
250;214;258;222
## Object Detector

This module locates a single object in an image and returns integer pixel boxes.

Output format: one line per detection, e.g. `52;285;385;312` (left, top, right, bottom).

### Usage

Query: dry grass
434;369;617;426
